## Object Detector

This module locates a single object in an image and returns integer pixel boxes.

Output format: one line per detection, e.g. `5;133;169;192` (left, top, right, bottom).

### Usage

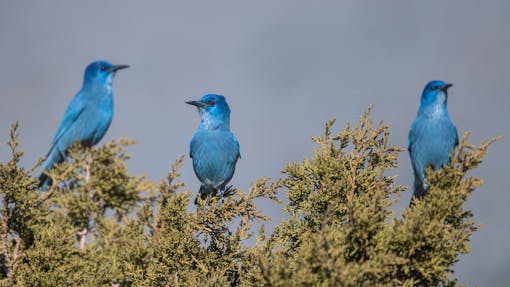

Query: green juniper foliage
0;109;496;286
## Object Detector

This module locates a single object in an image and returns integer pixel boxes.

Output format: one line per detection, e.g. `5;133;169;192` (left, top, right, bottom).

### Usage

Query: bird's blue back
39;61;128;189
408;80;458;199
188;94;240;199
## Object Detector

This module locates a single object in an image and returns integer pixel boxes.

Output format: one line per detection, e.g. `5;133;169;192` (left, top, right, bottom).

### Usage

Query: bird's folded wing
47;95;86;156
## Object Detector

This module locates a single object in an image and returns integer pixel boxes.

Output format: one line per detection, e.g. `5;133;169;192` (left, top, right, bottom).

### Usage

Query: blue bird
187;94;240;202
39;61;129;189
408;80;459;201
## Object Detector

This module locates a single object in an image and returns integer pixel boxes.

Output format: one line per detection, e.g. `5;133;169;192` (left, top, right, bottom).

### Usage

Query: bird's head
83;61;129;86
421;80;453;106
186;94;231;127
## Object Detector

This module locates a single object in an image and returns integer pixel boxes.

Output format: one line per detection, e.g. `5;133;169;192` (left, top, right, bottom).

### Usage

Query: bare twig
78;228;88;251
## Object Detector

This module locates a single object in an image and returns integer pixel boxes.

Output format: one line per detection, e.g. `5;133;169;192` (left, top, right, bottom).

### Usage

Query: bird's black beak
108;65;130;72
441;83;453;91
186;100;207;108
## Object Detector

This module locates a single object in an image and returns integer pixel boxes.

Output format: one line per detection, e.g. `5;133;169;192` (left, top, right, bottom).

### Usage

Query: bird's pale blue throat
186;94;231;131
83;61;129;92
418;80;453;118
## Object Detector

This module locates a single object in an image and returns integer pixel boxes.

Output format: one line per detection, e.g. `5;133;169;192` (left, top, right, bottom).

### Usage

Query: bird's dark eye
206;100;215;106
100;66;107;71
430;85;438;90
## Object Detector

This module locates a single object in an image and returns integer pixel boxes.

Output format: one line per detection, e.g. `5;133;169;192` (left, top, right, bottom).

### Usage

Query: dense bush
0;109;495;286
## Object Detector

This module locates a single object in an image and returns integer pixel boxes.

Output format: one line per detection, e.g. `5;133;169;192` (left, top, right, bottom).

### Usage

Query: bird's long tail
38;147;64;190
410;176;428;206
38;173;51;191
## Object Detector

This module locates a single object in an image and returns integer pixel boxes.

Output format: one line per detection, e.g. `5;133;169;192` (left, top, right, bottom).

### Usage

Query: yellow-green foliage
0;109;496;287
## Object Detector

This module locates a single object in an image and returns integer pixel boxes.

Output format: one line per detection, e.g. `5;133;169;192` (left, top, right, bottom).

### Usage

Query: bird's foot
222;185;236;198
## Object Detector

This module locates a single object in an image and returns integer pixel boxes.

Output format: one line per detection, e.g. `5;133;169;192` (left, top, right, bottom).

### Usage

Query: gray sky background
1;1;509;285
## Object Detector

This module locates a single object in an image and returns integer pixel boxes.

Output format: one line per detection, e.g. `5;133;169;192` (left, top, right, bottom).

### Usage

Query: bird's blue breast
190;129;240;190
409;116;458;181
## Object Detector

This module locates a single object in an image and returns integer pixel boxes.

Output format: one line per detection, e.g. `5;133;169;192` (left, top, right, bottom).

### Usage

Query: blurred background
0;1;508;285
